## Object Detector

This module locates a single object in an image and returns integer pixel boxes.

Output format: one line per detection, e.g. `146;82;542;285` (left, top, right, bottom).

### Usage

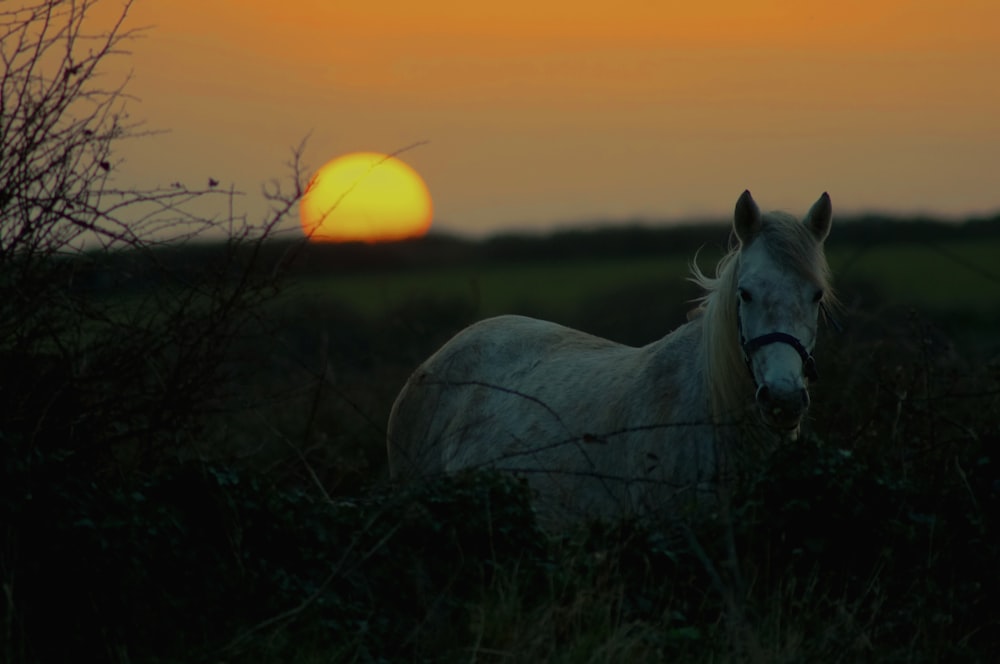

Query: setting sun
299;152;433;243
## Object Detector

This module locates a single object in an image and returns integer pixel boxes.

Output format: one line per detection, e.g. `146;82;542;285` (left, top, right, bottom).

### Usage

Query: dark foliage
1;458;544;662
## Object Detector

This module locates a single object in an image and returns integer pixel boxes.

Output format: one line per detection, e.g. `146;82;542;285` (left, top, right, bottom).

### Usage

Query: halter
736;302;819;384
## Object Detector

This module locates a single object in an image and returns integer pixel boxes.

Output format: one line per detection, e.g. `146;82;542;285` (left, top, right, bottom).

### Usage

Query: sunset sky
103;0;1000;237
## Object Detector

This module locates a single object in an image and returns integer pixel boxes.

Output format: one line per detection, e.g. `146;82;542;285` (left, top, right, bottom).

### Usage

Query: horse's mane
688;211;835;424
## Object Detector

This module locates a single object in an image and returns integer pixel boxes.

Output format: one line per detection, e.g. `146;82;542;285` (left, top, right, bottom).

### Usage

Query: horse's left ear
734;190;761;245
804;192;832;242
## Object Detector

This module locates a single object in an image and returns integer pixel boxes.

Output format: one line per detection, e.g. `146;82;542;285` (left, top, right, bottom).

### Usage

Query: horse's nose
755;384;810;426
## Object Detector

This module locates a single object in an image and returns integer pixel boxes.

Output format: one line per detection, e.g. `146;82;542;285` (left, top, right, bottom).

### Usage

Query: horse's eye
812;289;824;303
738;288;752;303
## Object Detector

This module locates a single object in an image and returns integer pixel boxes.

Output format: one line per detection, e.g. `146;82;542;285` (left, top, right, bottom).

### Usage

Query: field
5;224;1000;663
279;236;1000;352
281;238;1000;315
284;254;697;319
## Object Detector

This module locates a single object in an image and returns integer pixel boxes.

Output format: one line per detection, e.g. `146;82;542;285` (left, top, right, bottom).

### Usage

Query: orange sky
100;0;1000;236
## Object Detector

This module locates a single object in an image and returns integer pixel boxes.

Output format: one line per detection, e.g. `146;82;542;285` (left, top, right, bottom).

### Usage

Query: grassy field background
281;237;1000;318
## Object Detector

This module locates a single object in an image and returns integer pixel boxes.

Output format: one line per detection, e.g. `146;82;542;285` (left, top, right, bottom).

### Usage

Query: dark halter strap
741;331;818;382
737;305;819;383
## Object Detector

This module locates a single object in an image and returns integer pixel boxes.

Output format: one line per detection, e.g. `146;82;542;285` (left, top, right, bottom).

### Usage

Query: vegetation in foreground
4;279;999;663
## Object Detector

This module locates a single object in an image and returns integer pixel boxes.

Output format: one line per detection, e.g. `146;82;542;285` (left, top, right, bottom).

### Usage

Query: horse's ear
805;192;832;242
734;189;761;244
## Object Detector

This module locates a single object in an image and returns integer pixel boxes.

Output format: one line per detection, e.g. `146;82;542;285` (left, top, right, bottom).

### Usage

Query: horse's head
732;190;833;434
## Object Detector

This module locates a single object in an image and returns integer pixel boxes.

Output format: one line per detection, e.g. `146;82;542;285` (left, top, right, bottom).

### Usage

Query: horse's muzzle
755;383;810;431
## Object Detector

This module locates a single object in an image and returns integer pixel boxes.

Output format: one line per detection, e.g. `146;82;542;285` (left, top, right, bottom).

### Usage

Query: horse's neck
650;314;762;428
643;317;713;421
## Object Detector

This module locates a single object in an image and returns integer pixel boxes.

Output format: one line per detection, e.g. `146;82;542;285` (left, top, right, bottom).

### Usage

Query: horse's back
387;314;632;478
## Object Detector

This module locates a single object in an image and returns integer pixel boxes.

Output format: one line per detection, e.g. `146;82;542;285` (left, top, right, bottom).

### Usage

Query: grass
830;239;1000;314
280;238;1000;322
283;254;700;320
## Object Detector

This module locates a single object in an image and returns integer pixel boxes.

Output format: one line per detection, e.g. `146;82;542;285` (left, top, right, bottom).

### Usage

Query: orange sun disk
300;152;433;243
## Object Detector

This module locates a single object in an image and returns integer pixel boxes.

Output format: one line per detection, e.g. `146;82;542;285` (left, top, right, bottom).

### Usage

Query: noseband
737;303;819;384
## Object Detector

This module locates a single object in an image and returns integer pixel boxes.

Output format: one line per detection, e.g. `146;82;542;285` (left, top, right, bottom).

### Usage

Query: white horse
387;191;835;527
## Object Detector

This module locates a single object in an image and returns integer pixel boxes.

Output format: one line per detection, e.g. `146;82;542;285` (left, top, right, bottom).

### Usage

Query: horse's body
388;191;834;527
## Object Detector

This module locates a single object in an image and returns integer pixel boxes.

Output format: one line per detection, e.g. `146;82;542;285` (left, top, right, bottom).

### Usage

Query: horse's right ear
805;192;833;243
734;190;761;245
